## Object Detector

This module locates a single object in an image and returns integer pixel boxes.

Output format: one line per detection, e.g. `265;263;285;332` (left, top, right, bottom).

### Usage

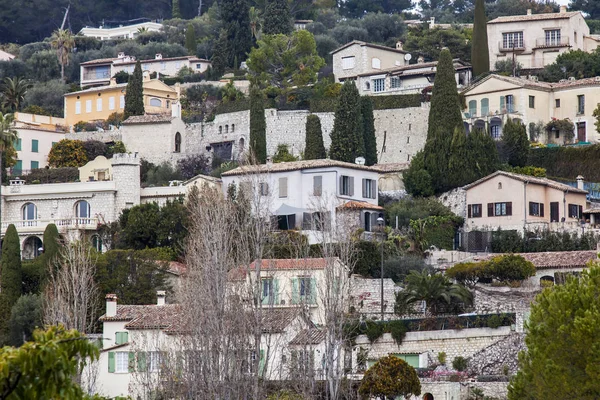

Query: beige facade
487;7;596;70
463;171;587;233
462;74;600;144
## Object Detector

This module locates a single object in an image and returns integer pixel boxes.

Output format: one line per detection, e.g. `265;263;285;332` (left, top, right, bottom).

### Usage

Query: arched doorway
23;236;43;260
540;275;554;287
489;117;502;140
423;393;434;400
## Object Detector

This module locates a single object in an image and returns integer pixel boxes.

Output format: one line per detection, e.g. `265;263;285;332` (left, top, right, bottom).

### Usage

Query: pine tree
172;0;182;18
220;0;252;68
263;0;293;35
467;127;500;179
361;96;377;166
0;224;22;342
124;61;144;119
423;49;464;192
330;80;364;163
185;23;197;55
304;114;326;160
500;119;529;167
471;0;490;78
249;85;267;163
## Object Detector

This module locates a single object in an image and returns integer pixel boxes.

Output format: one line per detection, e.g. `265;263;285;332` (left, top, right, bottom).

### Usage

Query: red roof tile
337;201;384;211
289;328;325;345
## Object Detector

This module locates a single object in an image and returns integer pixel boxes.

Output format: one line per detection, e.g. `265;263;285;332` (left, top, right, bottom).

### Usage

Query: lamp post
377;217;385;321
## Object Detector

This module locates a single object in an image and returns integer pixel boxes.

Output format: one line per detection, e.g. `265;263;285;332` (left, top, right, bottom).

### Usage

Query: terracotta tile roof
261;308;302;333
167;261;187;276
221;159;380;176
115;55;208;66
330;40;407;55
122;114;174;124
462;74;554;94
345;59;469;79
478;251;598;269
463;170;588;194
99;304;182;332
65;83;128;96
80;57;118;66
488;11;581;24
289;328;325;345
337;200;384;211
250;258;333;270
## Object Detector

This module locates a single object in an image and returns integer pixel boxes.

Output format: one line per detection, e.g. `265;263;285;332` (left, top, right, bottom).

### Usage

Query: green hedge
214;99;251;115
370;94;422;110
528;144;600;181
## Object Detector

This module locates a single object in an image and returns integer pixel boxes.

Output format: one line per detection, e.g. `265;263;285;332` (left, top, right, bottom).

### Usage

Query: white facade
13;127;65;173
79;21;163;40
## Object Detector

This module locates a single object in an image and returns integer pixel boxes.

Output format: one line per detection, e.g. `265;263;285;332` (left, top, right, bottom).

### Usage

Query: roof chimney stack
157;290;166;306
106;294;118;317
396;41;403;50
560;5;567;13
527;9;532;15
576;175;585;190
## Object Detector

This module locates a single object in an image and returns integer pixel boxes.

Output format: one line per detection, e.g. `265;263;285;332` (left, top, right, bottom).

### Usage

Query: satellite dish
404;53;412;61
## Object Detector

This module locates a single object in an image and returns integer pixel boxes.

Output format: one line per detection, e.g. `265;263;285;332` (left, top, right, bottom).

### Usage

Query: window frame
341;56;355;70
390;76;401;89
468;203;482;218
529;95;535;109
115;352;129;373
31;139;38;153
372;78;385;93
545;29;561;46
577;95;585;115
502;31;524;49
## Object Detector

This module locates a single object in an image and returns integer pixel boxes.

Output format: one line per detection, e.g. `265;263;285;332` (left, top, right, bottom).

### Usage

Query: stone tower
111;153;141;218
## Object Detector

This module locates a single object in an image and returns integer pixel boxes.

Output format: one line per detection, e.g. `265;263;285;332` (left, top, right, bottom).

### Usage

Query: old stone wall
350;276;399;318
439;187;467;219
405;381;509;400
467;333;525;376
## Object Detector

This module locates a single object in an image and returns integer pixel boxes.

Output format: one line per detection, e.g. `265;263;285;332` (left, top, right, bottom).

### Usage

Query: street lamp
377;217;385;321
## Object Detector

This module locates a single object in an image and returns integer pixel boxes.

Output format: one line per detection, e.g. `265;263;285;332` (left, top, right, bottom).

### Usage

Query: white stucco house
79;20;163;40
220;159;384;244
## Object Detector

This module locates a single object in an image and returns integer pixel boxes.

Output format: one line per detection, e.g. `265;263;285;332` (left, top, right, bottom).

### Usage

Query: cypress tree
361;96;377;166
0;224;22;340
467;128;500;179
471;0;490;78
263;0;293;35
185;23;196;55
41;223;60;284
448;127;476;188
423;49;464;192
330;80;364;163
220;0;252;68
124;61;144;119
500;119;529;167
211;29;230;76
304;114;326;160
404;151;434;197
172;0;182;18
249;85;267;163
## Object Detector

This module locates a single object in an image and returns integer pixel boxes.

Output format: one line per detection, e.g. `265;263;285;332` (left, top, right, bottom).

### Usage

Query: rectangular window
120;95;125;109
75;101;81;115
467;204;482;218
390;76;401;89
278;177;288;198
488;202;512;216
85;100;92;113
362;178;377;199
505;94;515;112
30;161;39;170
115;352;129;373
502;32;524;49
340;175;354;196
373;78;385;93
555;99;561;108
545;29;561;46
299;277;312;299
577;95;585;114
261;278;274;305
529;95;535;108
15;138;21;151
259;182;269;196
568;204;581;218
148;351;161;372
109;97;115;110
14;160;22;174
468;100;477;117
96;98;102;112
529;202;544;217
31;139;38;153
313;176;322;196
342;56;355;70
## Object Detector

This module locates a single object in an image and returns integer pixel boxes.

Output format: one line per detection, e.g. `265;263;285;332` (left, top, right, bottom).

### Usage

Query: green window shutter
31;161;39;170
259;350;265;376
15;138;21;151
52;141;57;147
15;160;22;174
128;352;135;373
31;139;38;153
108;352;115;373
115;332;122;345
310;278;317;304
500;96;505;111
137;352;147;372
292;278;299;305
273;279;280;305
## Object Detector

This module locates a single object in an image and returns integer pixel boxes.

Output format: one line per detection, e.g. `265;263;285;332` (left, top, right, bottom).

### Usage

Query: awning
275;203;307;216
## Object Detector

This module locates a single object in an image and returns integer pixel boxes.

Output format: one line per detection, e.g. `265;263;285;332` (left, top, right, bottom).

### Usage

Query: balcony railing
82;71;111;81
1;218;98;232
498;41;525;52
534;37;570;48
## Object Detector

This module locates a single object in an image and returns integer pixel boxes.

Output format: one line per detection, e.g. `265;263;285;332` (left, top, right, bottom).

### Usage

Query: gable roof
330;40;407;55
488;10;581;24
289;328;325;345
261;308;304;333
221;159;379;176
478;251;598;269
99;304;182;331
463;170;588;194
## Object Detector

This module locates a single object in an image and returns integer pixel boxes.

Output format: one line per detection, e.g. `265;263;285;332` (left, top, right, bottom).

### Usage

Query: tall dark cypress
185;23;197;55
330;81;364;163
41;223;60;285
361;96;377;166
124;61;145;119
249;85;267;163
304;114;326;160
0;224;22;342
423;49;463;192
220;0;252;68
211;29;230;76
471;0;490;78
467;127;500;178
262;0;293;35
172;0;182;18
500;119;529;167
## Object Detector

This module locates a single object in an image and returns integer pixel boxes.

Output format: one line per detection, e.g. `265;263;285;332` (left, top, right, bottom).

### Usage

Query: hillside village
1;0;600;399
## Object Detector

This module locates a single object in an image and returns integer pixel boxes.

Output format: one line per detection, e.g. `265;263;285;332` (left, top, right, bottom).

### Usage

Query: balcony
534;37;570;49
498;41;525;52
81;70;111;83
1;218;99;234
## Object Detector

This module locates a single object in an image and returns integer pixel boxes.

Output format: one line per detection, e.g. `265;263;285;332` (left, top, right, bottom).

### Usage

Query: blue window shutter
292;278;299;304
273;279;280;305
108;352;115;373
310;278;317;304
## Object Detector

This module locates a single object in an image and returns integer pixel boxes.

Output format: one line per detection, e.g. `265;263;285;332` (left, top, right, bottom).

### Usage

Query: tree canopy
123;61;145;119
359;355;421;399
471;0;489;77
329;80;364;163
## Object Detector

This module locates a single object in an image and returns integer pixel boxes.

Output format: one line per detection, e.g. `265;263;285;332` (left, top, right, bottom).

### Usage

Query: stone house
462;170;588;233
487;6;600;70
461;74;600;143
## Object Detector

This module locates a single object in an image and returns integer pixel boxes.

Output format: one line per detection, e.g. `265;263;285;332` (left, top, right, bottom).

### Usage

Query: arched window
22;203;37;223
175;132;181;153
91;235;103;253
231;124;235;132
498;182;503;189
75;200;91;224
225;124;229;133
149;98;162;107
468;100;477;117
239;137;245;151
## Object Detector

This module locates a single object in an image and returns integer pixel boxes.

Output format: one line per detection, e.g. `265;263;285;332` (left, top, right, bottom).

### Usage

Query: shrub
22;167;79;184
106;112;124;128
452;356;468;371
272;144;298;163
48;139;88;168
177;154;210;179
387;320;407;345
437;352;447;365
486;314;503;329
445;262;486;287
364;320;385;343
359;355;421;399
527;144;600;181
82;140;107;161
485;254;535;282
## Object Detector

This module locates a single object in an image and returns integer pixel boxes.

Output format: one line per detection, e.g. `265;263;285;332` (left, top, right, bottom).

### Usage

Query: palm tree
395;270;473;316
137;27;149;34
0;113;19;229
1;77;31;112
249;7;263;40
50;29;75;83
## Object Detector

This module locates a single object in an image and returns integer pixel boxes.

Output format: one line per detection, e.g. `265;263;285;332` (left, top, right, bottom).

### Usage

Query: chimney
155;53;163;60
117;52;125;58
143;70;151;82
396;41;403;50
526;9;532;15
266;156;273;165
157;290;166;306
417;55;425;64
106;294;118;317
576;175;585;190
171;102;181;118
560;5;567;13
109;77;117;87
